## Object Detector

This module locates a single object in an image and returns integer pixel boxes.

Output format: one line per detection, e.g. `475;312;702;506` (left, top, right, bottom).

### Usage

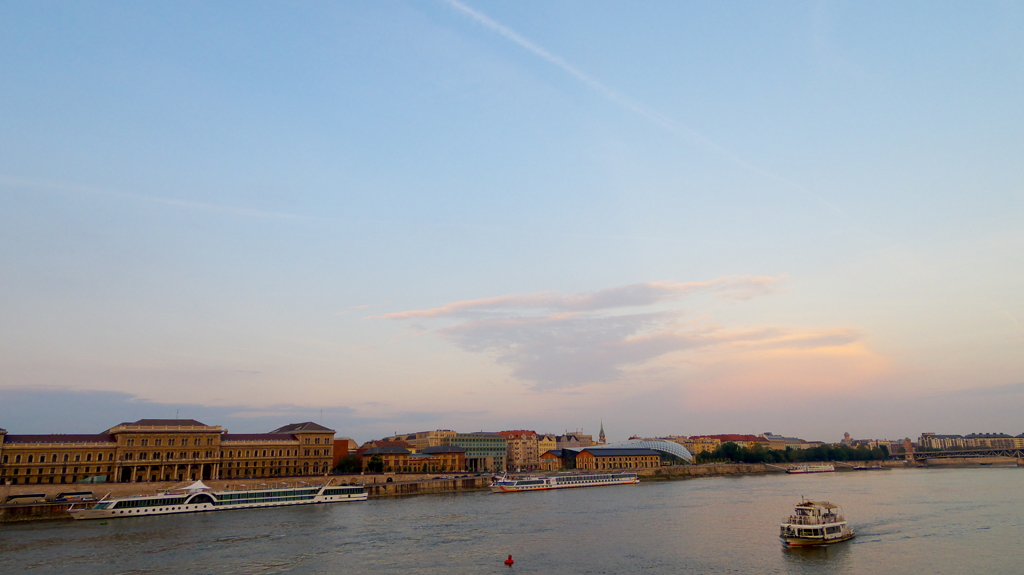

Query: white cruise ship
69;480;366;520
490;472;639;493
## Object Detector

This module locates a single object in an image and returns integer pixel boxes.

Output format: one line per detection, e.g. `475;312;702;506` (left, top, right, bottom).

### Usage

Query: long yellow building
0;419;336;485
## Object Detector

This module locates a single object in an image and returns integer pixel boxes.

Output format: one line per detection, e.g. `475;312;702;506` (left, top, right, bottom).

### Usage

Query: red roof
497;430;537;439
701;434;762;442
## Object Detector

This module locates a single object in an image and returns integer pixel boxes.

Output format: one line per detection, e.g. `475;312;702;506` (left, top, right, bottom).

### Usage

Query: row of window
123;451;214;461
112;497;187;509
125;437;214;447
123;435;334;448
2;453;111;464
215;495;315;505
219;489;318;500
1;466;110;475
7;476;83;484
1;446;332;466
224;448;329;458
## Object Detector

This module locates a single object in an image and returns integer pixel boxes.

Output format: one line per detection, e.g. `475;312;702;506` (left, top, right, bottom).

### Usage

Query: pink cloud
370;276;870;391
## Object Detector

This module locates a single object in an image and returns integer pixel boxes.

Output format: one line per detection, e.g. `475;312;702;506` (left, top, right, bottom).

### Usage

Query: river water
1;467;1020;574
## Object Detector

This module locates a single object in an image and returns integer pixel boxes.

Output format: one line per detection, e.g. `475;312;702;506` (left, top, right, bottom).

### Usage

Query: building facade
381;430;457;452
539;449;565;471
452;432;506;472
358;445;466;473
678;436;721;455
498;430;539;471
575;448;661;470
918;432;1024;450
370;430;507;471
537;434;557;456
0;419;335;485
538;447;661;471
555;433;594;449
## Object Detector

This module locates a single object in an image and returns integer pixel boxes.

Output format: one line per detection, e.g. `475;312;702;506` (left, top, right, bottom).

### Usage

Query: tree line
695;442;890;464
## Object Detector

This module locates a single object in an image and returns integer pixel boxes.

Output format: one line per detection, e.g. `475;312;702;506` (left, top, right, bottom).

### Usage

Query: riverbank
0;473;492;522
2;460;996;523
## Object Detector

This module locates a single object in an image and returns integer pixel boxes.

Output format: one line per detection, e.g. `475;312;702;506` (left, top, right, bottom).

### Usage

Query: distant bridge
911;447;1024;461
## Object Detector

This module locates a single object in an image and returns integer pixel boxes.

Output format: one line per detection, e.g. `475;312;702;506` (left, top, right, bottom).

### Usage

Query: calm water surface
1;467;1021;574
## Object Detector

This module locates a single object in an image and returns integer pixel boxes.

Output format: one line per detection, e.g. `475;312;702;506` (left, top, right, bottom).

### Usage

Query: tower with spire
599;420;606;445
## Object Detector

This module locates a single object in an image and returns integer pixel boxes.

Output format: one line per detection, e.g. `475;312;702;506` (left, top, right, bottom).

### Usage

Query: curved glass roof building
601;440;693;463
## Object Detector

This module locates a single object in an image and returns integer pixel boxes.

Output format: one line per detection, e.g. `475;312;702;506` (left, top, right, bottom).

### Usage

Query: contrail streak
0;175;311;220
442;0;849;219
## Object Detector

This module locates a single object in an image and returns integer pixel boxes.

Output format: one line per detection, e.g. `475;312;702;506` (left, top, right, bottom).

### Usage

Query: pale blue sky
2;1;1022;442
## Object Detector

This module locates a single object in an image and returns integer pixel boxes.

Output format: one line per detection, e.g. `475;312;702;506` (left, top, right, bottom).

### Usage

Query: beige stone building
498;430;539;470
381;430;456;452
679;436;721;455
537;434;557;455
555;433;594;449
0;419;336;485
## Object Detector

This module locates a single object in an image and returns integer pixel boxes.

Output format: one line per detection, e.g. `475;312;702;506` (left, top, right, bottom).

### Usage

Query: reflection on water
782;540;852;567
1;467;1020;574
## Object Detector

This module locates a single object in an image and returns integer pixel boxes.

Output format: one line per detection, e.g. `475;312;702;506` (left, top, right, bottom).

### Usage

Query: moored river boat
490;472;639;493
69;479;366;520
786;464;835;474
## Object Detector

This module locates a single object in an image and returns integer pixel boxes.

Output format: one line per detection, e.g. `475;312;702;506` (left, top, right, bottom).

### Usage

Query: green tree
334;454;359;474
366;455;384;473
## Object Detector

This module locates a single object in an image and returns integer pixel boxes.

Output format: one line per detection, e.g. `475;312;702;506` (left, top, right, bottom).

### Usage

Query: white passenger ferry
69;480;366;520
490;472;639;493
779;499;855;546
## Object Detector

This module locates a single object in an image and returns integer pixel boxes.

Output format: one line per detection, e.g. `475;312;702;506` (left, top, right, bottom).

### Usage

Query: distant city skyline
2;3;1022;441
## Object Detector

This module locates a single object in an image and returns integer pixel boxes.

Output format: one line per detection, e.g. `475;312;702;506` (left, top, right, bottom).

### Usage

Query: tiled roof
222;434;296;442
421;446;466;454
497;430;537;439
360;440;415;451
129;419;209;427
270;422;335;434
702;434;762;442
361;446;411;455
3;434;116;444
580;448;660;457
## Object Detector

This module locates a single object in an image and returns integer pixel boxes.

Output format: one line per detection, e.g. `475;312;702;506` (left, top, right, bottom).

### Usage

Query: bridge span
910;447;1024;462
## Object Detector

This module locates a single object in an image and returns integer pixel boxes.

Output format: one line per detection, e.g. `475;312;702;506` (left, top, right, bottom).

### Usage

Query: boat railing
785;514;845;525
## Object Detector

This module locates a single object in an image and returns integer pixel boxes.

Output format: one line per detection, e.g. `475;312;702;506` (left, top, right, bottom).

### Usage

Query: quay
3;459;1013;523
0;473;491;522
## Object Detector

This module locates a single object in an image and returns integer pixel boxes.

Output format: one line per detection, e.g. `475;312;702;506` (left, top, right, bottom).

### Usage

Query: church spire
599;419;606;444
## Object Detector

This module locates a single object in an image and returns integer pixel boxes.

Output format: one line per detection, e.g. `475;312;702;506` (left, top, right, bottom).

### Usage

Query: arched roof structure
601;440;693;463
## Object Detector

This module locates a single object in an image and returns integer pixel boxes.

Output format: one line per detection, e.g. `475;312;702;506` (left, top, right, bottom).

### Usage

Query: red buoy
504;555;514;566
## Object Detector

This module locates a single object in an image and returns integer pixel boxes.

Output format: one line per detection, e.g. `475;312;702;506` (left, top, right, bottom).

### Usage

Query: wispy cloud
951;381;1024;397
376;276;782;320
0;175;311;220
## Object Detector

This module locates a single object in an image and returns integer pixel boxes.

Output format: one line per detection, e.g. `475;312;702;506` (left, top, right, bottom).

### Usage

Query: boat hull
781;532;855;546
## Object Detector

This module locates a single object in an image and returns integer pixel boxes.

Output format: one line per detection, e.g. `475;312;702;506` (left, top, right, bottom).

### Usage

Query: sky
1;1;1022;443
